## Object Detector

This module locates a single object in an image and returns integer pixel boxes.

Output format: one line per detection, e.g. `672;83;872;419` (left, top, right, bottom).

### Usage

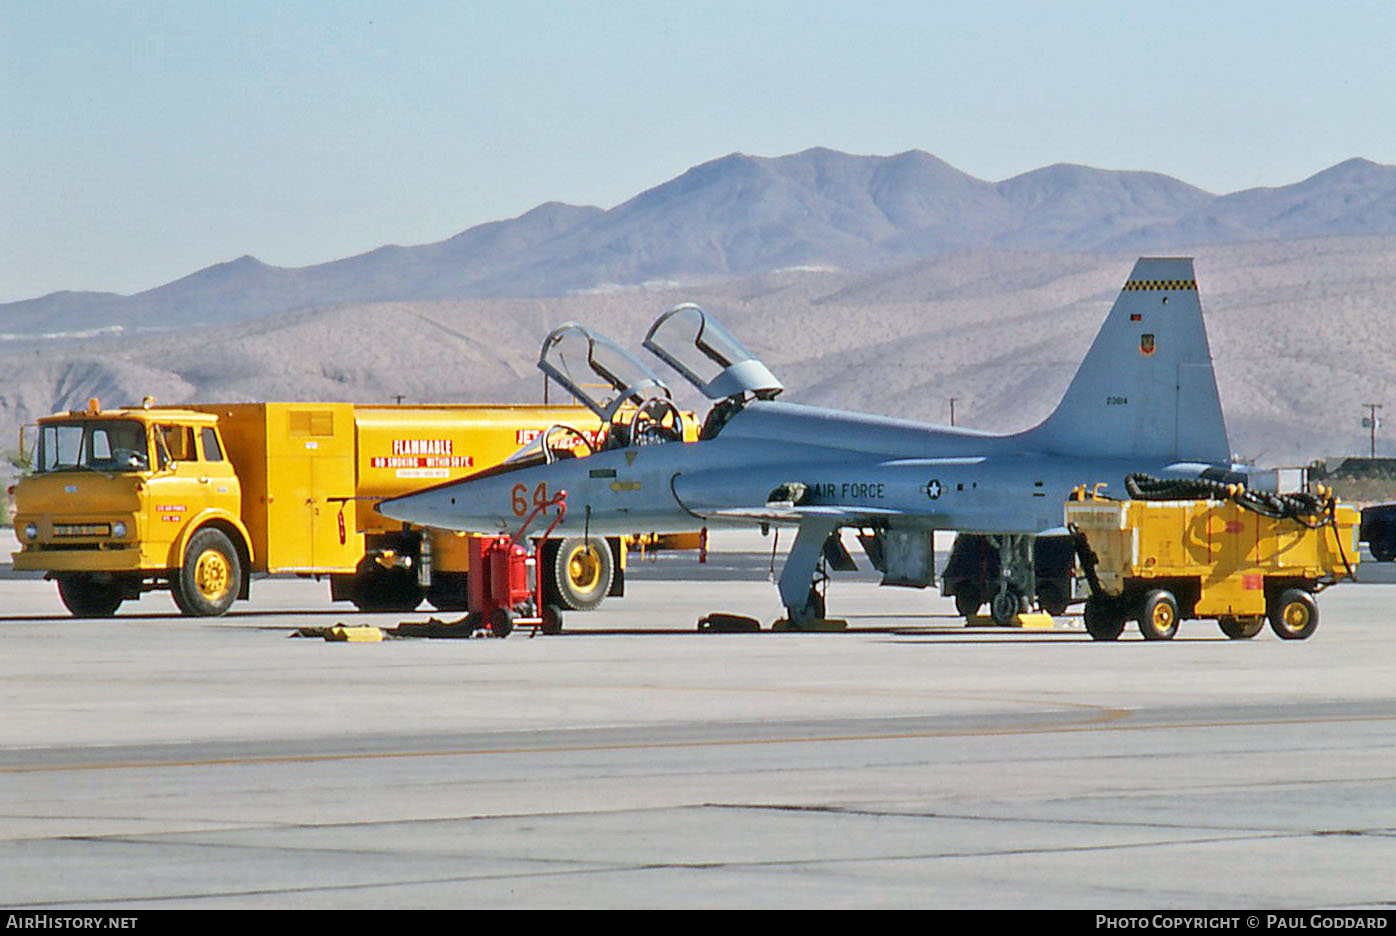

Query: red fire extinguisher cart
466;489;568;637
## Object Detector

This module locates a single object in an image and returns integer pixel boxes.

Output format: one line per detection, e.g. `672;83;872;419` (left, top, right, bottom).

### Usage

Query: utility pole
949;397;958;427
1362;403;1383;458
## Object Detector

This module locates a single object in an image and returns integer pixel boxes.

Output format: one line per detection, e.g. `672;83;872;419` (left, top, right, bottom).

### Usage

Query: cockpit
511;306;785;466
507;323;686;467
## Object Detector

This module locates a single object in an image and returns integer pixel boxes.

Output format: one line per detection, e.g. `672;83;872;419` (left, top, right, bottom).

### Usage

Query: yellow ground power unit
1066;475;1360;641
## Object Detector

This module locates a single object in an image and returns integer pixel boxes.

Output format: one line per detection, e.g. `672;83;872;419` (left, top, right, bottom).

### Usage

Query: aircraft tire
989;589;1023;625
782;587;826;630
1269;589;1318;640
57;575;124;618
547;537;613;611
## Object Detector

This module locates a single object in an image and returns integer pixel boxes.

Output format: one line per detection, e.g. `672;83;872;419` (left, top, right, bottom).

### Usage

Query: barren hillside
4;236;1394;483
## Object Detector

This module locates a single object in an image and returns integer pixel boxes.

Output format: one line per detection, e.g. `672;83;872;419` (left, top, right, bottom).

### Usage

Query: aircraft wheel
954;585;983;618
1083;598;1125;641
784;588;826;630
1269;589;1318;640
176;529;241;617
1218;615;1264;639
989;589;1023;625
1138;589;1179;640
547;537;614;611
57;575;124;618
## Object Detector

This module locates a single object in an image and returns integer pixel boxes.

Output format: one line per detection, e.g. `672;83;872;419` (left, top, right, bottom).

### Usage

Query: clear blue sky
3;0;1395;302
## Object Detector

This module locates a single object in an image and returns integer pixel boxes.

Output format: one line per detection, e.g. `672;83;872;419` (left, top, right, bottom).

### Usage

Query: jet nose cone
377;475;516;534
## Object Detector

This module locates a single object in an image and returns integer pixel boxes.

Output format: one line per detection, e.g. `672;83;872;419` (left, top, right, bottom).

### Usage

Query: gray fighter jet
379;257;1238;627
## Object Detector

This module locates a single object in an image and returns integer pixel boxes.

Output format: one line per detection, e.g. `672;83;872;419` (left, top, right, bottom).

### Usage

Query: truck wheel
427;572;469;611
57;575;124;618
176;529;241;617
547;536;613;611
1269;589;1318;640
1083;597;1125;641
350;559;424;612
1218;615;1264;639
1138;589;1179;640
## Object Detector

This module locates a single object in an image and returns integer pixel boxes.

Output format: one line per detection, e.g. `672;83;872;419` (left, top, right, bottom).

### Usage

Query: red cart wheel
488;607;514;638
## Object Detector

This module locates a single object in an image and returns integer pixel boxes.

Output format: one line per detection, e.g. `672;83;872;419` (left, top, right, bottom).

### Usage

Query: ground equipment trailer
11;400;641;617
1359;503;1396;561
1066;477;1359;641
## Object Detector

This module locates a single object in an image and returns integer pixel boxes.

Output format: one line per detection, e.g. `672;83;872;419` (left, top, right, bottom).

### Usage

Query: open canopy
643;303;783;401
538;323;672;422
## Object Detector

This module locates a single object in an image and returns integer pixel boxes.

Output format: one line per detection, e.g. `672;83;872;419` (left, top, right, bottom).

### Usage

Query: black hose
1067;523;1105;599
1123;473;1330;526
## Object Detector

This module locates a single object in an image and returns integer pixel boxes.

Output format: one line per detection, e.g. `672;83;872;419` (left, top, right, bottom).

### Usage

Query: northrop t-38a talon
379;258;1239;628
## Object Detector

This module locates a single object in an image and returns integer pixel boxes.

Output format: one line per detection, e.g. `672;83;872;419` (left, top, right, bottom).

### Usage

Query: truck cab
12;401;250;616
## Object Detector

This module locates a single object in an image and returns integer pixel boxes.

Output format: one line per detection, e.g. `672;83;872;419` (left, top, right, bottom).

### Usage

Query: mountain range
6;149;1396;338
3;148;1396;488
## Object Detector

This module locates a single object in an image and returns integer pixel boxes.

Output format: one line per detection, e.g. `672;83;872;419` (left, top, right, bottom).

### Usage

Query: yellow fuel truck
11;399;645;617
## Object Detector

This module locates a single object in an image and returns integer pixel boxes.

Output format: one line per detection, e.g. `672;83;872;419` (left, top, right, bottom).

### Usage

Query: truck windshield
36;420;150;473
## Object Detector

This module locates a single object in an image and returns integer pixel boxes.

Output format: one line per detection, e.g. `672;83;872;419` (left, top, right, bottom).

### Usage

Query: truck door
150;423;215;562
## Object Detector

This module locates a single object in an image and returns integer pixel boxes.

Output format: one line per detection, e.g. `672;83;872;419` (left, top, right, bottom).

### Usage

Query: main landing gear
778;518;838;630
985;533;1034;625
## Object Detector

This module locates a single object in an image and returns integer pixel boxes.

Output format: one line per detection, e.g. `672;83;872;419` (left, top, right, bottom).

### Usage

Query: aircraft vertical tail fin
1021;257;1230;464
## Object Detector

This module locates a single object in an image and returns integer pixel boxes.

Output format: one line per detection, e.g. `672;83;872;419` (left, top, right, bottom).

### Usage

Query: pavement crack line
708;802;1396;839
3;829;1350;909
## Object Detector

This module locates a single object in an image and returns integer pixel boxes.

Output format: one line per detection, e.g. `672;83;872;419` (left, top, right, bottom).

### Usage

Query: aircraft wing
673;467;935;527
705;505;905;523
